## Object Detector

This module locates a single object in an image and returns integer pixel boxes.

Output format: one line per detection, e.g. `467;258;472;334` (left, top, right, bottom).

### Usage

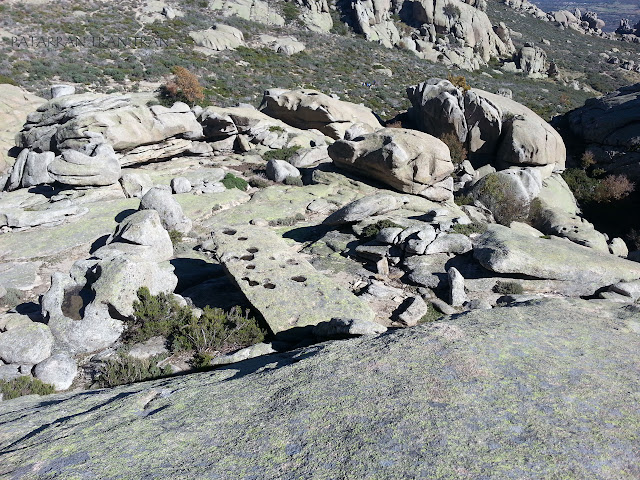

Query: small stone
448;267;468;307
0;323;54;365
171;177;192;194
397;296;429;327
34;353;78;391
430;298;456;315
376;258;389;276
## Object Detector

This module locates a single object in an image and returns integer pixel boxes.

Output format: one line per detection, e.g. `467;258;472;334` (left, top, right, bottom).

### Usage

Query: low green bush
283;175;303;186
97;354;173;388
263;146;302;162
0;376;55;400
361;219;402;239
222;173;249;191
454;194;474;206
451;222;487;235
168;229;183;246
419;303;444;323
439;132;467;165
493;281;524;295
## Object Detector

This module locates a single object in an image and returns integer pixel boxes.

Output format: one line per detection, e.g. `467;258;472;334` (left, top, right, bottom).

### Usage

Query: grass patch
419;303;444;323
0;376;55;400
263;146;302;162
450;222;487;235
169;229;183;246
221;173;249;191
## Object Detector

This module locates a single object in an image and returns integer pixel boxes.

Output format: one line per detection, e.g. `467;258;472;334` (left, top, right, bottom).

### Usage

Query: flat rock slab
0;198;138;261
1;299;639;478
0;261;42;290
210;224;374;335
474;224;640;294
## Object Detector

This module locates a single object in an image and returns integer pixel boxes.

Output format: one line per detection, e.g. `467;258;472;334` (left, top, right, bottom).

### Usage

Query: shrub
419;303;444;323
172;306;265;354
361;219;402;239
283;175;303;186
493;281;524;295
221;173;248;191
593;175;635;203
268;125;285;133
475;174;529;226
0;376;55;400
169;229;183;246
263;145;302;162
581;150;596;169
128;287;192;344
159;66;204;105
454;193;474;206
249;175;271;188
281;1;300;23
451;222;487;235
97;354;173;388
443;3;461;18
562;168;599;203
440;132;467;165
447;73;470;91
0;74;18;86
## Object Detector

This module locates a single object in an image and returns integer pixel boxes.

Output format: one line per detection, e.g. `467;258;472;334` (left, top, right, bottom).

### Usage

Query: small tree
594;175;635;203
440;132;467;166
160;66;204;105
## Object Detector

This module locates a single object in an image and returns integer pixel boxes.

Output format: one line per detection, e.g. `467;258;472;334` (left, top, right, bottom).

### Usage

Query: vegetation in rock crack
361;219;403;239
451;222;487;236
475;174;531;226
493;281;524;295
268;213;306;226
454;193;474;206
1;288;24;309
169;229;183;246
159;66;205;106
268;125;285;133
447;73;470;91
97;354;173;388
440;132;468;165
263;145;302;162
221;173;249;191
283;175;304;186
130;287;265;355
0;376;55;400
419;303;444;323
281;1;301;23
443;4;462;20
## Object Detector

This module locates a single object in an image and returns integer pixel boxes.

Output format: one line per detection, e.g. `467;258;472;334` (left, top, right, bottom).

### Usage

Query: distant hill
528;0;640;31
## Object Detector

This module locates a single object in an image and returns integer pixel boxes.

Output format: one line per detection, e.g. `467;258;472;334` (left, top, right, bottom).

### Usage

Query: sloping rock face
0;84;45;176
6;94;202;190
208;0;285;25
259;89;382;139
474;224;640;294
297;0;333;32
567;83;640;179
209;225;375;336
2;299;640;478
189;24;245;53
349;0;400;48
407;78;566;169
405;0;515;62
328;128;454;198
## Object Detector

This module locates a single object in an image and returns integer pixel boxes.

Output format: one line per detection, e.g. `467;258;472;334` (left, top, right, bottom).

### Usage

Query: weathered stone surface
0;323;54;365
34;353;77;391
474;224;640;294
0;84;45;175
127;337;169;361
91;257;177;318
104;210;174;263
48;144;121;187
260;89;382;139
189;24;245;53
313;317;387;337
50;85;76;98
328;128;453;195
407;79;566;168
515;43;547;77
448;266;468;306
209;342;276;366
119;171;154;198
210;225;375;336
2;299;639;478
425;233;473;254
139;187;192;234
257;34;305;55
323;193;403;225
397;295;429;326
171;177;192;194
266;159;300;182
208;0;285;26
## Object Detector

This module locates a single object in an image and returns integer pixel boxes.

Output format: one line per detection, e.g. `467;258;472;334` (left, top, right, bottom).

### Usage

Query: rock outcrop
567;83;640;179
208;0;285;26
2;299;639;478
0;84;45;176
407;78;566;169
474;224;640;295
259;89;382;139
6;93;203;190
328;128;454;199
189;24;245;53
